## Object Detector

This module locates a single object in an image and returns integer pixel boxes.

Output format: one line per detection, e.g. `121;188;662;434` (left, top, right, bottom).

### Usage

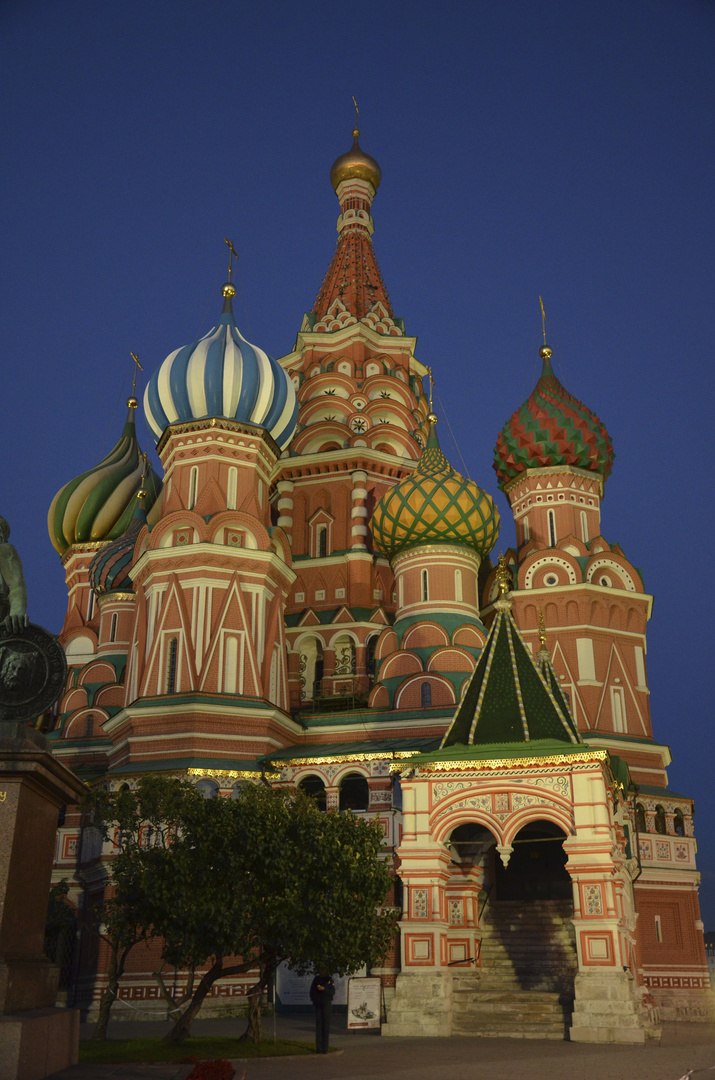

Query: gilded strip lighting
267;750;423;768
187;767;281;781
389;749;609;773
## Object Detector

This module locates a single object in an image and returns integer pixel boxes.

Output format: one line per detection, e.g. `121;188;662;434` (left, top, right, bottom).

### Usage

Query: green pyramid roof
441;600;581;749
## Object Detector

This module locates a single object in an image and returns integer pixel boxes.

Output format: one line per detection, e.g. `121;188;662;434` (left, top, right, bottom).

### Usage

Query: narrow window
398;576;404;607
166;638;178;694
612;686;626;733
257;478;264;507
547;508;557;547
84;714;95;737
636;803;647;833
188;466;199;510
576;638;596;681
109;613;118;643
523;515;530;542
227;467;237;511
580;510;589;543
421;569;429;602
634;645;646;688
317;525;327;558
421;681;432;707
655;915;662;943
454;568;463;602
674;809;685;837
654;805;667;835
87;591;95;620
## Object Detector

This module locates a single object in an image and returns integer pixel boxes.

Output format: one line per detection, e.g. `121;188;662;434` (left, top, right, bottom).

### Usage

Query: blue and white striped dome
144;291;298;449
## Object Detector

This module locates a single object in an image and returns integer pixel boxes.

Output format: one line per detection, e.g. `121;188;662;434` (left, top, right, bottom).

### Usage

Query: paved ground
48;1015;715;1080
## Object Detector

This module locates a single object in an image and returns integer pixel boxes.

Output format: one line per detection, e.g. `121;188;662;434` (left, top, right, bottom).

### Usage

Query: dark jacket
310;975;335;1005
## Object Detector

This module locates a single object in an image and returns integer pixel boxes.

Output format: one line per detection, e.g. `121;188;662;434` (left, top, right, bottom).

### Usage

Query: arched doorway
496;820;571;901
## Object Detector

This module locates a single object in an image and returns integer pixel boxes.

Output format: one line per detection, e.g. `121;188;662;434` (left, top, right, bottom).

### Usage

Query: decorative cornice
390;749;609;774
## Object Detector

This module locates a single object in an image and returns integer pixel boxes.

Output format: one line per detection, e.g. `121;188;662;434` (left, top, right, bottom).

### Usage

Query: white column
351;470;368;550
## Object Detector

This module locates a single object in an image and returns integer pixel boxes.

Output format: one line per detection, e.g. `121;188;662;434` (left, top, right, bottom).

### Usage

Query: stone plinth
0;1007;80;1080
569;970;658;1043
382;971;453;1037
0;727;86;1078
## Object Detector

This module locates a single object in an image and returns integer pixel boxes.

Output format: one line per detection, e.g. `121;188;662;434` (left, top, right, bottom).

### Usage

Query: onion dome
371;419;500;561
143;284;298;450
48;406;161;556
88;500;146;595
494;346;615;491
330;128;382;192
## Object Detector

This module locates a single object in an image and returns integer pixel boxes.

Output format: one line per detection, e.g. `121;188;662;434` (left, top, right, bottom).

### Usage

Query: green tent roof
441;601;580;749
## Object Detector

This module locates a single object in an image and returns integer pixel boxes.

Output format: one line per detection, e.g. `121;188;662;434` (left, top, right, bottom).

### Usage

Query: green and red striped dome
493;348;614;491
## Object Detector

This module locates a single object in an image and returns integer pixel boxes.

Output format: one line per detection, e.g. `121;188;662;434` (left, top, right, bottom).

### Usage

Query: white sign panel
347;976;382;1030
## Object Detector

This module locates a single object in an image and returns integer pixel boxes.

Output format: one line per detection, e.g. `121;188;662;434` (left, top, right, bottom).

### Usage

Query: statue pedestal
0;728;86;1080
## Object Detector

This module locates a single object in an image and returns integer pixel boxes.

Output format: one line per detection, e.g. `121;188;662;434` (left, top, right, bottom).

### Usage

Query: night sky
3;2;714;925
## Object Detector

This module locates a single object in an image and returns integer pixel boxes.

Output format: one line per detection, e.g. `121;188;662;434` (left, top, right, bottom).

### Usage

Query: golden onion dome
371;420;500;561
330;129;382;192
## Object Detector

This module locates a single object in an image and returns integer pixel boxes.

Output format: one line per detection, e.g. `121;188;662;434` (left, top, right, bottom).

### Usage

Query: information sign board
346;976;382;1030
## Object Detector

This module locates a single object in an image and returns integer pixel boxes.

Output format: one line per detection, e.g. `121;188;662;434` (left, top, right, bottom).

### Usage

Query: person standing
309;972;335;1054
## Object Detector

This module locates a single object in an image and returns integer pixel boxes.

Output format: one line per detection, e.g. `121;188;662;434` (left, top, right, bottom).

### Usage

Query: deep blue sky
3;1;714;924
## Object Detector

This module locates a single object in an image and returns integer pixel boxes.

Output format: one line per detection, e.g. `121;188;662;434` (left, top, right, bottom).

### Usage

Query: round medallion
0;623;67;722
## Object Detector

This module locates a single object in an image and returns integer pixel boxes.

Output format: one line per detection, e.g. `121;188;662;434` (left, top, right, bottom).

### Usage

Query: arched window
196;779;219;799
299;776;326;811
166;638;178;694
317;524;327;558
231;781;250;799
673;809;685;836
365;635;378;681
227;467;237;510
654;805;667;834
421;569;429;602
398;575;404;607
333;635;356;675
109;612;118;643
454;568;463;602
339;773;369;811
580;510;589;543
188;466;199;510
636;803;647;833
257;478;264;507
391;775;403;810
421;681;432;707
84;714;95;737
611;687;626;733
547;509;557;547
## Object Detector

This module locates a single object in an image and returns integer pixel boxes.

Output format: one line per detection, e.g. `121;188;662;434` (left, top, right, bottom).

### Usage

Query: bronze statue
0;515;28;635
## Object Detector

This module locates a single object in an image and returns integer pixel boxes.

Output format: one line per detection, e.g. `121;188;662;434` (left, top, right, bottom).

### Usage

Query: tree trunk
92;946;119;1040
163;959;223;1044
243;986;263;1044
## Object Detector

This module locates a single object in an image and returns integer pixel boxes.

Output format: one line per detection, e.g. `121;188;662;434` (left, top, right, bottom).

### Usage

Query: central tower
275;129;431;711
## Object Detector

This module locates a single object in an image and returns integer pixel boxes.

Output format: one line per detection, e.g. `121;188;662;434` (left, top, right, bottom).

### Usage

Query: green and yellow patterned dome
371;419;500;561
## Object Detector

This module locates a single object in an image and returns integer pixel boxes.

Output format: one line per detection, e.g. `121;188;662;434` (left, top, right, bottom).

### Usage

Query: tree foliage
85;776;397;1043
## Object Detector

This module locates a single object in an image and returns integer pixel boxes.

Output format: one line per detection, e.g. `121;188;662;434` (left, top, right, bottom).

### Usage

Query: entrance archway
497;820;571;901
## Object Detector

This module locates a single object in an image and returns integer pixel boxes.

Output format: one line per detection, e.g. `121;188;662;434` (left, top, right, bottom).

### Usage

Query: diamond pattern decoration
493;354;614;490
371;424;500;560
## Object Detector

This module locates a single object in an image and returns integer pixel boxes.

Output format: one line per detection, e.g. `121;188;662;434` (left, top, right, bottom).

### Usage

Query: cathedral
45;130;712;1042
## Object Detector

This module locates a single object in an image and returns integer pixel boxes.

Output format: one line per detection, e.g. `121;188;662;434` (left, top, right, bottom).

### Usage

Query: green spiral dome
48;408;161;556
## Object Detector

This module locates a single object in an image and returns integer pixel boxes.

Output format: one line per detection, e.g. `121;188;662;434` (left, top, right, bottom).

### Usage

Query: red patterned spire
312;131;395;327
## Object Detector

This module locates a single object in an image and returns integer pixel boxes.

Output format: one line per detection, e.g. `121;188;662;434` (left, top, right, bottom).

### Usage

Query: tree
85;776;398;1044
83;780;193;1039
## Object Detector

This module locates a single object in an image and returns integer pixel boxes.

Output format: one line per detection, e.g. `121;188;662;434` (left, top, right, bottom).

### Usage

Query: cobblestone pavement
48;1016;715;1080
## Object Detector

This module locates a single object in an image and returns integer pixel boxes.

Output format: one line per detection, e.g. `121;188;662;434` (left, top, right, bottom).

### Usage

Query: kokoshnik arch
44;128;713;1041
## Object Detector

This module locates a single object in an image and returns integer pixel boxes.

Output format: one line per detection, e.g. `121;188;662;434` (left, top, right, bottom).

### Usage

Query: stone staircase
452;899;578;1038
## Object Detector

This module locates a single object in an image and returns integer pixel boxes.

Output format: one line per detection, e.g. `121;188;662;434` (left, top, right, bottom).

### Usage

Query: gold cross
426;366;434;412
130;351;144;396
352;95;359;132
224;237;239;281
539;296;547;345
